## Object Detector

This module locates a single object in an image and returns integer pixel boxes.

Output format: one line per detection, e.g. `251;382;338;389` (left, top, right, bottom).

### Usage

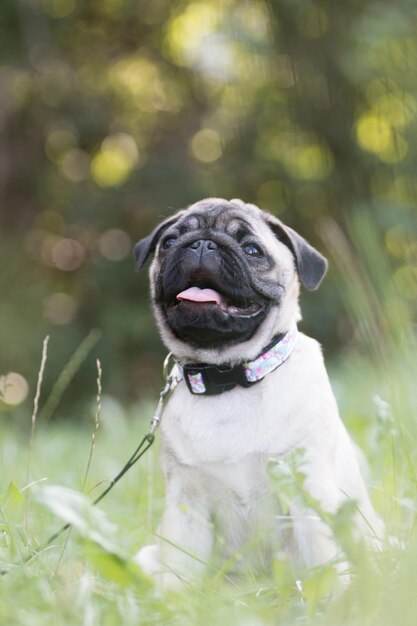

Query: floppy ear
134;216;178;269
265;214;328;290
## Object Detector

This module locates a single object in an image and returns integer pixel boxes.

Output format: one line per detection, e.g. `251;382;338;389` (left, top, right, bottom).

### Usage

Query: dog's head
135;198;327;364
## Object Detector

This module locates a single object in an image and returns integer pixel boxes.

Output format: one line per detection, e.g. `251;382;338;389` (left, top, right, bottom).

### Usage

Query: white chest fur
160;333;337;466
136;333;382;585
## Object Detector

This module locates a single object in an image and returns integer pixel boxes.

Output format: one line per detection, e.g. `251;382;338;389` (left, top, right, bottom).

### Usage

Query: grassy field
1;333;416;626
1;220;416;626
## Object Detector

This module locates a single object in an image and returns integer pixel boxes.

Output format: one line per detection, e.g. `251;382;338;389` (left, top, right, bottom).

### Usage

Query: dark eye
243;243;263;257
162;236;177;249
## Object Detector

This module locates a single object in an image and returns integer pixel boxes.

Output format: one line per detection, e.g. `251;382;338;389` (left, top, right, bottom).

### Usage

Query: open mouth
160;279;270;347
172;286;265;319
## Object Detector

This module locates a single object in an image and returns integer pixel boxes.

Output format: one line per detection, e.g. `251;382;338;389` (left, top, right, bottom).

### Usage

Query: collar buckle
183;362;251;396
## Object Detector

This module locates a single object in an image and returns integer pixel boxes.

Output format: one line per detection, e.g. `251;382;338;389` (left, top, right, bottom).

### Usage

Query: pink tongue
176;287;225;305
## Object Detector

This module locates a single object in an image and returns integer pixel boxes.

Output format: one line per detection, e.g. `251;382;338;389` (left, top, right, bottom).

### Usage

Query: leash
1;353;181;576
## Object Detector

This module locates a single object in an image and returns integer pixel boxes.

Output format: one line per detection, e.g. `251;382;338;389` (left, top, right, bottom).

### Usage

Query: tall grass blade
40;329;101;422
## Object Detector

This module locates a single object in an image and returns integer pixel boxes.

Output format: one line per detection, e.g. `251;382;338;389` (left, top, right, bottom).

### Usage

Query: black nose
182;239;221;274
188;239;219;251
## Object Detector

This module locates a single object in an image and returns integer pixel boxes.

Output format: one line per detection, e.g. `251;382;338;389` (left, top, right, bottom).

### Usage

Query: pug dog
134;197;383;588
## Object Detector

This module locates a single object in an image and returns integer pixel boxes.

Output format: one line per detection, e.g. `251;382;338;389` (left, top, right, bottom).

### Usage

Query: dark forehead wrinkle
177;215;202;234
176;204;256;237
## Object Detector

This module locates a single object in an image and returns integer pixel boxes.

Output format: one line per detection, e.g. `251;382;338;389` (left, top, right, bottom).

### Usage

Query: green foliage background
1;0;416;416
0;2;417;623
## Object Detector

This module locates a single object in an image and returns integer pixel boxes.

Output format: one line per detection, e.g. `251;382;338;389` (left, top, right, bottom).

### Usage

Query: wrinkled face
135;198;327;364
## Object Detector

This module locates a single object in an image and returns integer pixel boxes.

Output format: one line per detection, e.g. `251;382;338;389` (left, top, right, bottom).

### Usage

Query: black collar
178;325;298;396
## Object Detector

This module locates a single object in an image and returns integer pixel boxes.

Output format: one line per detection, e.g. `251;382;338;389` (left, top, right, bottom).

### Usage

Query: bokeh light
60;149;91;182
190;129;223;163
355;113;408;163
52;238;85;271
91;133;140;187
99;229;131;261
165;2;220;70
0;372;29;407
43;293;78;325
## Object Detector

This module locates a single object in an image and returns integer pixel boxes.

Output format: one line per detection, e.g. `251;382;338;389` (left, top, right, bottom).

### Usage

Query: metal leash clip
149;352;182;436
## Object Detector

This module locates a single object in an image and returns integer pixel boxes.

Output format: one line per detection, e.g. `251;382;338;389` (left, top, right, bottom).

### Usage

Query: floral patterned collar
177;324;298;396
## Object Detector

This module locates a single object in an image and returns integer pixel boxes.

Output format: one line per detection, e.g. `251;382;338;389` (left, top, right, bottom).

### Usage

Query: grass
1;347;416;626
1;219;416;625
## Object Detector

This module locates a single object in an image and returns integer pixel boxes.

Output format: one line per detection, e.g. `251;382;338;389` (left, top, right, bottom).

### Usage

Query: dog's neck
175;324;298;396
